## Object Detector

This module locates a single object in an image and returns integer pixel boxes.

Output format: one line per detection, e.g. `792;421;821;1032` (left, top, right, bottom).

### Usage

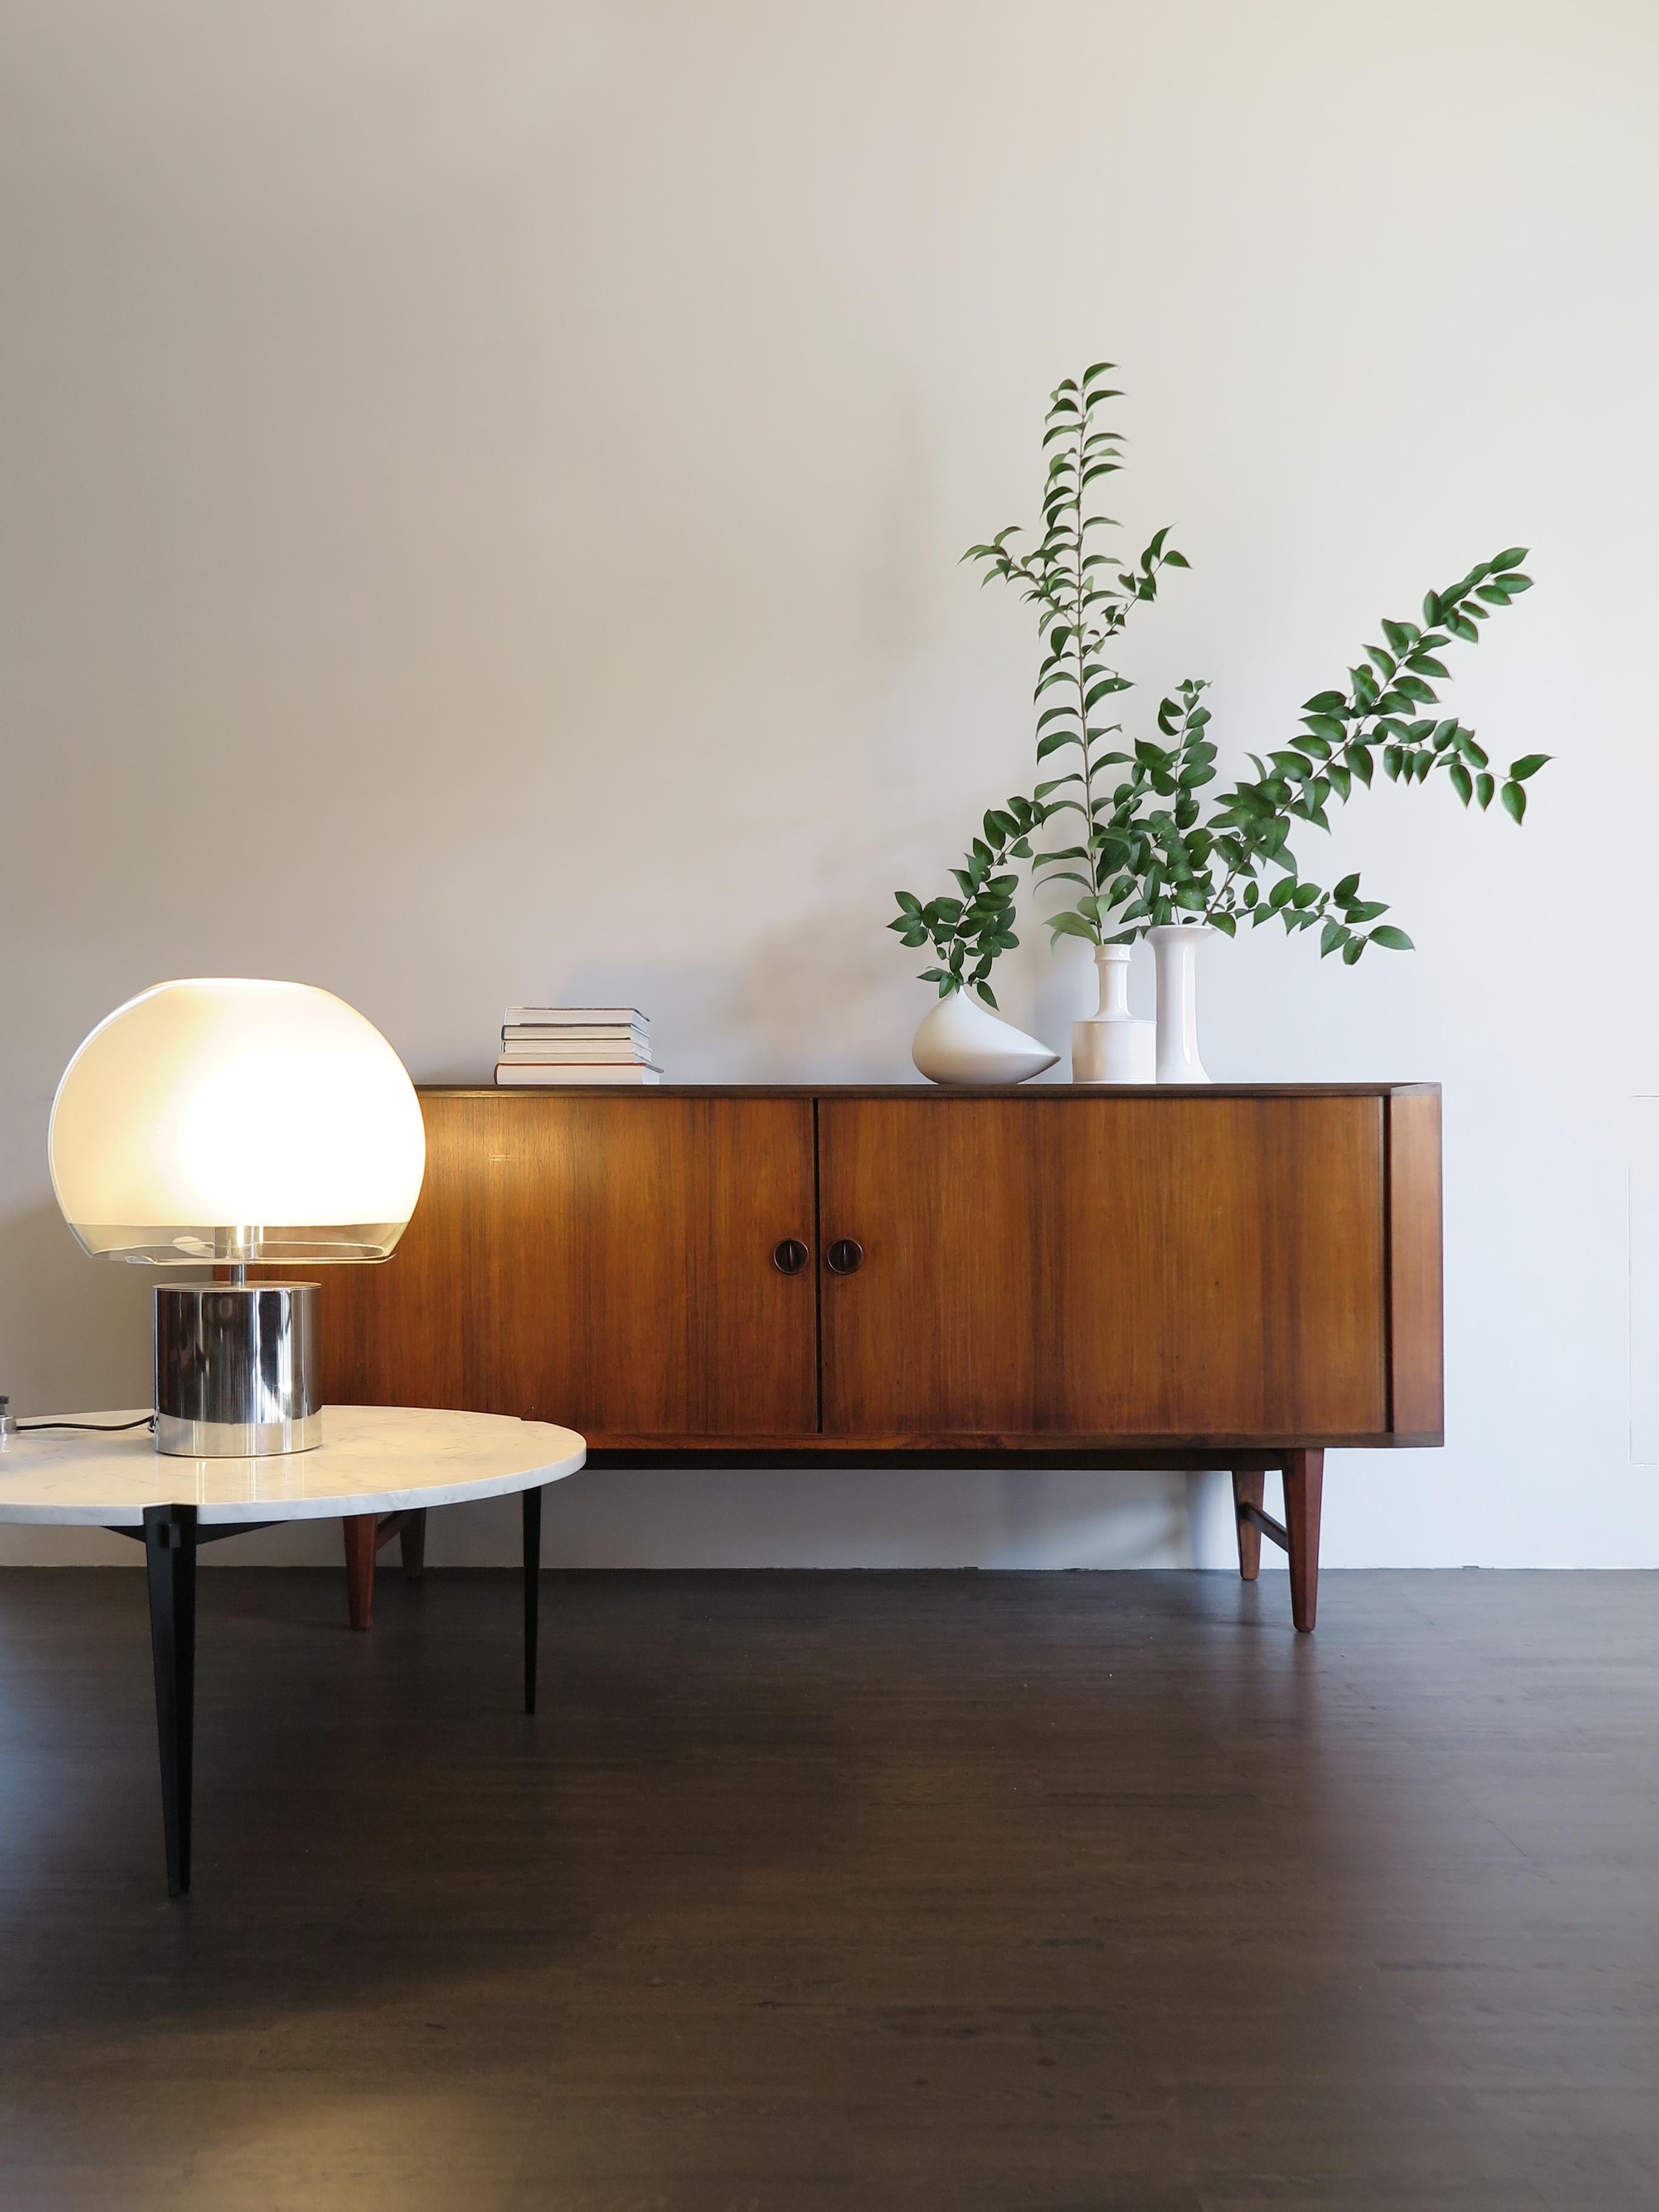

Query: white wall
1;0;1655;1569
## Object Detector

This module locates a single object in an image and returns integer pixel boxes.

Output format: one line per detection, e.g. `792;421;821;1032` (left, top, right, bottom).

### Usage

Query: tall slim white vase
1149;922;1215;1085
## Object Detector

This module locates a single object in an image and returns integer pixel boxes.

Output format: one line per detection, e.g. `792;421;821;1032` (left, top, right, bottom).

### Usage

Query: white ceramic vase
1071;944;1155;1084
911;990;1057;1086
1148;922;1215;1084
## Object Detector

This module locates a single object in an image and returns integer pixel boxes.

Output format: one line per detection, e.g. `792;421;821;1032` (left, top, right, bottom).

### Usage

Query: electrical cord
15;1415;157;1433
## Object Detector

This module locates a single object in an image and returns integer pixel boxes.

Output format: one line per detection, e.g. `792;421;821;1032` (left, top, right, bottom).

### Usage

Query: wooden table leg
1284;1449;1325;1634
142;1503;197;1898
523;1484;543;1715
1232;1468;1265;1580
343;1514;377;1631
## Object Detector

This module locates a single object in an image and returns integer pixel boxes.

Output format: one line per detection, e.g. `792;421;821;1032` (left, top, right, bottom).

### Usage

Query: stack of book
495;1007;663;1085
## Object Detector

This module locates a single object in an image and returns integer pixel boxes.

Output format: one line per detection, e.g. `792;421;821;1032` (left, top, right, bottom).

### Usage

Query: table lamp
48;979;426;1458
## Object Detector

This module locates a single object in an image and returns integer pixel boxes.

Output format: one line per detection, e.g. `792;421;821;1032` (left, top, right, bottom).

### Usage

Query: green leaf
1501;780;1526;824
1304;691;1347;714
1320;919;1347;957
1509;752;1551;781
1490;546;1528;571
1475;771;1495;810
1047;909;1101;942
1036;727;1082;760
1341;936;1365;966
1085;676;1130;709
1449;762;1473;806
1368;925;1414;951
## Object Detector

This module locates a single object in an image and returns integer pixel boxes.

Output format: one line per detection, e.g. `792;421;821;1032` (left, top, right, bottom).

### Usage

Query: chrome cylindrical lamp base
153;1283;321;1457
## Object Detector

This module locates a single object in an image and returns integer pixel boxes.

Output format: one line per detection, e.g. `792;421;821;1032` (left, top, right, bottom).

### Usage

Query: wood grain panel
1386;1086;1444;1442
319;1093;818;1439
817;1094;1389;1439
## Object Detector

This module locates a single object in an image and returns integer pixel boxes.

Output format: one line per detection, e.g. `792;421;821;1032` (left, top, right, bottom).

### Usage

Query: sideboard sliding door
321;1093;819;1439
815;1094;1390;1441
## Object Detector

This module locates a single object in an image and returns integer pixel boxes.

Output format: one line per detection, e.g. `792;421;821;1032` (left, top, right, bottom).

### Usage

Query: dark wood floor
0;1567;1655;2210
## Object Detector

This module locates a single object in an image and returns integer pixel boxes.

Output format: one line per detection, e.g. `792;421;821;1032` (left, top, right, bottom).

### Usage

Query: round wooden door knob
772;1238;810;1275
825;1238;865;1275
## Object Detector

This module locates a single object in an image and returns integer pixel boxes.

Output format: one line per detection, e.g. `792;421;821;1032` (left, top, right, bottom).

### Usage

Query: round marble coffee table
0;1405;586;1896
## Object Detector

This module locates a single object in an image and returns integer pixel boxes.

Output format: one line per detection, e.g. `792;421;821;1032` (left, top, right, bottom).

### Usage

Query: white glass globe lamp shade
49;979;426;1267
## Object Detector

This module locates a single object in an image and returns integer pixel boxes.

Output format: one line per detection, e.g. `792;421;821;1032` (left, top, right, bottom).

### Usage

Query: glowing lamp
49;980;425;1457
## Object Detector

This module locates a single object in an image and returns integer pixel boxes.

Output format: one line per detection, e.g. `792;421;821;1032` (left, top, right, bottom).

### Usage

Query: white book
495;1061;665;1086
498;1044;654;1064
502;1028;650;1047
504;1006;645;1025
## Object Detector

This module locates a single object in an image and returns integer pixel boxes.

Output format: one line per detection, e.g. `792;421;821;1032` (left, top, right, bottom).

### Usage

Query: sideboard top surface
421;1082;1439;1099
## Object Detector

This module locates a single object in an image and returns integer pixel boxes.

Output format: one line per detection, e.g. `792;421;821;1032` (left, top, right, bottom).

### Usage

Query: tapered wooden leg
1232;1468;1265;1580
343;1514;377;1630
1283;1449;1325;1634
143;1503;197;1898
399;1508;427;1581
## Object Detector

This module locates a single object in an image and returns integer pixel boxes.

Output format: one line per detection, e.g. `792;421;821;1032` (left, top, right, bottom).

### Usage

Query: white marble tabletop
0;1405;586;1526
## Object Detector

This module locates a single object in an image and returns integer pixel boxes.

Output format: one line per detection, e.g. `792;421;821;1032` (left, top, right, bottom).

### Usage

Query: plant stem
1071;415;1100;944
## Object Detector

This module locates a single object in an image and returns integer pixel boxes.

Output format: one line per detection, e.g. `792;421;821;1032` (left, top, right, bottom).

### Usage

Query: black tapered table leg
143;1503;198;1897
523;1483;543;1715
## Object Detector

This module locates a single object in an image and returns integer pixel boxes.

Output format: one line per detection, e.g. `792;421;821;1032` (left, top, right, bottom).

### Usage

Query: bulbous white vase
1071;943;1155;1084
911;990;1057;1086
1149;922;1215;1084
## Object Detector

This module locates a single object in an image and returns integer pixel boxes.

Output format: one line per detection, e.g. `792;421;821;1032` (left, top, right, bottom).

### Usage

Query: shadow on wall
0;1203;153;1564
0;1203;151;1419
411;1462;1247;1572
423;940;905;1088
477;928;914;1087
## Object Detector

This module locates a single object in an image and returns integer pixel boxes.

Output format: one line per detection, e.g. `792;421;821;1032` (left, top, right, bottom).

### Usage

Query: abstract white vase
1071;943;1155;1084
911;990;1057;1086
1149;922;1215;1084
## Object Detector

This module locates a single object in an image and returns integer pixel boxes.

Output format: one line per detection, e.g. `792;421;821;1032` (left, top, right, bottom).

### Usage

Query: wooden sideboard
318;1084;1441;1632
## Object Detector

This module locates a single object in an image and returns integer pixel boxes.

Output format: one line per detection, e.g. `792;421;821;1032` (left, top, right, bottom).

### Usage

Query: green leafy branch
962;362;1187;951
887;361;1547;1000
890;794;1047;1004
1187;552;1545;959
